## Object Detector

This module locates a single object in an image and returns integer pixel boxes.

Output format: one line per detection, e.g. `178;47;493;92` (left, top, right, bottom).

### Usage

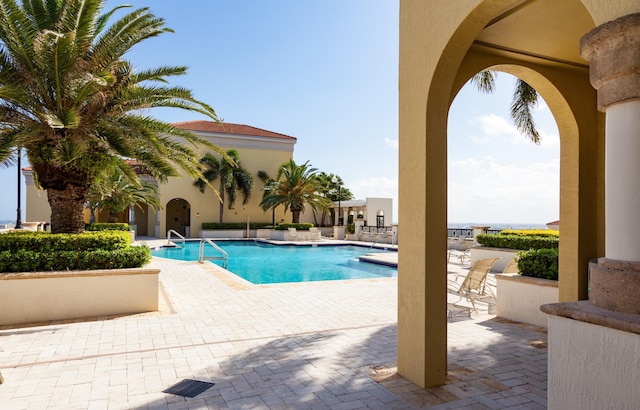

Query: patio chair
447;249;470;265
448;257;499;314
502;258;519;274
308;227;323;241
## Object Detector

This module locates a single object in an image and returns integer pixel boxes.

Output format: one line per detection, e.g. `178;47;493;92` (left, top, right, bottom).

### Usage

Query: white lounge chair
308;227;322;241
448;257;499;315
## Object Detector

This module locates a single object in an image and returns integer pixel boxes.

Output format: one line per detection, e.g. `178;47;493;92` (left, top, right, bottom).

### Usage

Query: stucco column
580;13;640;314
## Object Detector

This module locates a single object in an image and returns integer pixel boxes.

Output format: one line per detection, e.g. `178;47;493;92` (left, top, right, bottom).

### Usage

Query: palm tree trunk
292;210;301;224
219;181;225;223
47;185;88;233
34;163;89;234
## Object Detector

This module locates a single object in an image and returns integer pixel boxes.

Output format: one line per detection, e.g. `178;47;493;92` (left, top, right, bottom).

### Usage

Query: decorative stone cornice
589;257;640;314
580;13;640;111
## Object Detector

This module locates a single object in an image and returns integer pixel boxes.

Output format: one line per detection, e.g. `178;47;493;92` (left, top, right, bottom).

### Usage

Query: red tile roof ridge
173;120;296;141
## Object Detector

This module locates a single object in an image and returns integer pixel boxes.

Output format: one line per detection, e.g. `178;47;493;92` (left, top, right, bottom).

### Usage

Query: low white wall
199;229;245;238
470;247;518;272
548;315;640;410
0;268;159;326
256;229;271;239
495;273;558;328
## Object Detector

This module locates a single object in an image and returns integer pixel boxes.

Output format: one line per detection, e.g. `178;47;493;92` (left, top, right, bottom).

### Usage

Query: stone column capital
580;13;640;111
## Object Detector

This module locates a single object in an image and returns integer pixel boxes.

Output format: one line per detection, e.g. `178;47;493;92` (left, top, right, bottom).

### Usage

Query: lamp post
15;148;22;229
332;176;342;226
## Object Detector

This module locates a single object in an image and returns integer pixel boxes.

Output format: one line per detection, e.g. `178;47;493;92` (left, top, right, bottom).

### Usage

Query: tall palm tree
194;150;254;223
257;170;277;225
260;159;332;224
315;172;353;227
0;0;222;233
87;163;160;223
470;71;541;144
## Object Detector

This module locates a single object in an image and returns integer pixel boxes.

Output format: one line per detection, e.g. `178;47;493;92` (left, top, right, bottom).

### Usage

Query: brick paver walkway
0;247;547;409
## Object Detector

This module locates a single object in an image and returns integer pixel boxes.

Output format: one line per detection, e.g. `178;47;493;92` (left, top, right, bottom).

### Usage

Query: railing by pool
199;238;229;268
167;229;185;248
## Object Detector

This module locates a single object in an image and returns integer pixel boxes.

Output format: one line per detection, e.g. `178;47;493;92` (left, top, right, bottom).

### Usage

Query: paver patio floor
0;247;547;409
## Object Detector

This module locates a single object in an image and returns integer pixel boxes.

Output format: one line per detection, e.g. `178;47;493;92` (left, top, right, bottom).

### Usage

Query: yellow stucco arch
399;0;606;388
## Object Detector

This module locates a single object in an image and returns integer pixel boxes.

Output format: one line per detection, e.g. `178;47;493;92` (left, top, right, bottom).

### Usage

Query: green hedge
476;233;558;250
0;231;149;272
0;231;131;252
201;222;273;230
0;246;151;272
501;229;559;238
517;248;559;280
85;223;132;231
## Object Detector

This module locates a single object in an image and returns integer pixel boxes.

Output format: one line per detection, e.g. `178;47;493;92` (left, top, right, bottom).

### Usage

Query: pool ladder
199;238;229;269
167;229;186;248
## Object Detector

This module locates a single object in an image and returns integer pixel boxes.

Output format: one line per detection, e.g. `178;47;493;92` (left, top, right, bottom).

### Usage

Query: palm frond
510;79;540;144
470;71;496;94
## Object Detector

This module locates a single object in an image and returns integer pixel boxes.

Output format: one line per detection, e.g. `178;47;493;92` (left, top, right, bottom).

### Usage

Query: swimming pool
151;240;397;284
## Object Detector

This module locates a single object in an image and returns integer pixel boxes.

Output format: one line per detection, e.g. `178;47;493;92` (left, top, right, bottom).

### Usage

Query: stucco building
399;1;640;407
24;121;298;237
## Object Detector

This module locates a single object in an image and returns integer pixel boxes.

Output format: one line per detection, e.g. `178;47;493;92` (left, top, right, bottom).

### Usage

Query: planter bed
495;273;558;328
199;229;245;239
0;268;159;326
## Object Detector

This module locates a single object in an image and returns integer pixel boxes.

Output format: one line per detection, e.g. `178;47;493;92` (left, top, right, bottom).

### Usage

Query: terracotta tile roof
173;120;296;141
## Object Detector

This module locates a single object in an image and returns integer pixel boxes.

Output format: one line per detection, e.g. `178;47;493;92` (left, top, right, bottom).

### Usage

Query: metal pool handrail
167;229;185;248
199;238;229;268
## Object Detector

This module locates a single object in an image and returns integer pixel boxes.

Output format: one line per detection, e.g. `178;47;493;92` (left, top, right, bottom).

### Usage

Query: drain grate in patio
163;379;215;398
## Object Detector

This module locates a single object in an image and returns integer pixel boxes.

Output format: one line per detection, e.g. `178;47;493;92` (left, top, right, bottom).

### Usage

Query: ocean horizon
447;222;549;230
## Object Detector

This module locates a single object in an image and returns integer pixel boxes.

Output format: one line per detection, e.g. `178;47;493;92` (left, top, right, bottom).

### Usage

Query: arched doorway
398;0;603;388
165;198;191;237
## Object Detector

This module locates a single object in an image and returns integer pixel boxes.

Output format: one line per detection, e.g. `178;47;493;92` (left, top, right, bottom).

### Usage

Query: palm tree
315;172;354;227
260;159;332;224
88;163;160;223
194;150;254;223
0;0;222;233
470;71;541;144
257;170;277;225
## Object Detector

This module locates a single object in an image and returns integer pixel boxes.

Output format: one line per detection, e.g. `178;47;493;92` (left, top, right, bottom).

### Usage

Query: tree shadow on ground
137;316;547;409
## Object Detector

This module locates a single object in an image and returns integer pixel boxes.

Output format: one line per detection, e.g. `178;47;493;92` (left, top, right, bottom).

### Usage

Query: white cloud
469;113;559;150
385;137;398;149
470;114;522;145
448;156;559;224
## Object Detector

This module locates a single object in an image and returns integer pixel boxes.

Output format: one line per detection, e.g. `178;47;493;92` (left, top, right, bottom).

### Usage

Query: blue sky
0;1;559;226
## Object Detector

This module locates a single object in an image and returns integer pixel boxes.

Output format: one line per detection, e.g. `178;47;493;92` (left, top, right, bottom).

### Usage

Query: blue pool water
151;241;397;284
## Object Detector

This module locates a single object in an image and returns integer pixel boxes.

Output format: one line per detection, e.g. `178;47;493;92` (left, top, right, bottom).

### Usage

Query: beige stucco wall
0;269;159;326
364;197;393;227
156;134;296;238
398;0;638;388
548;315;640;409
23;129;302;237
23;170;51;224
495;274;558;328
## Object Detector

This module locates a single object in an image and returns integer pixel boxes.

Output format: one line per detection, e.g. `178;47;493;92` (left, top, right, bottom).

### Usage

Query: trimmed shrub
517;248;559;280
501;229;559;238
86;223;132;232
476;233;558;250
201;222;273;230
0;246;151;272
0;231;131;252
0;231;148;272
